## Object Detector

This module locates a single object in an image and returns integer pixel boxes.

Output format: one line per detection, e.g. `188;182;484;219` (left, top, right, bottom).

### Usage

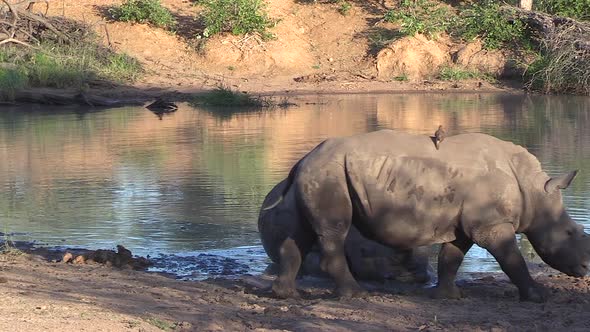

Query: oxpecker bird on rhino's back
434;125;446;150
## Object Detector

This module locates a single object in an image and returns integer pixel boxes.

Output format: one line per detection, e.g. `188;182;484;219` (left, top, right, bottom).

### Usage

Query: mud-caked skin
258;179;432;292
263;130;590;302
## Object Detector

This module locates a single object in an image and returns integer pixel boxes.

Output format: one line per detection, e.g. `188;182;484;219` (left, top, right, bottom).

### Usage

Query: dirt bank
1;249;590;331
33;0;523;100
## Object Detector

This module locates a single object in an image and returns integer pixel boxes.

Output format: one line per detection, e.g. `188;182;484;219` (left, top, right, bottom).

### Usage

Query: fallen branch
0;36;35;47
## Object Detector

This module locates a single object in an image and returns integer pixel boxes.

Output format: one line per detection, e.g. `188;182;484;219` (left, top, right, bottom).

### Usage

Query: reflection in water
0;93;589;277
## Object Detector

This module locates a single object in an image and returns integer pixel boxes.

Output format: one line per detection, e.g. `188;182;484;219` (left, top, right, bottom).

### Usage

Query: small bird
434;125;446;150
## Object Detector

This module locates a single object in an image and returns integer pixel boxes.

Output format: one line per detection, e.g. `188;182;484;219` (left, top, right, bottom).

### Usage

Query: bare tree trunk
519;0;533;10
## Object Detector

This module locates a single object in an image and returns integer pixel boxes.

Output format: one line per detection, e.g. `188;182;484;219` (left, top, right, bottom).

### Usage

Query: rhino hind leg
272;234;315;298
317;228;366;298
301;185;366;298
431;233;473;299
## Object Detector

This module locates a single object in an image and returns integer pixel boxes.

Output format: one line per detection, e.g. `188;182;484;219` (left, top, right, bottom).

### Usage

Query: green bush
0;67;27;101
190;85;271;107
452;1;529;50
534;0;590;21
384;0;455;38
201;0;273;37
110;0;176;29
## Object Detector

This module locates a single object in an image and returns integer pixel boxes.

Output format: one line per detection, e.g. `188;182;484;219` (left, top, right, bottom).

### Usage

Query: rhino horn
544;170;578;193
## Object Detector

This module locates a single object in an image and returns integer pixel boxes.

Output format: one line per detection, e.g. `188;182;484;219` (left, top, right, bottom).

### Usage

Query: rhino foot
337;285;368;299
519;284;547;303
272;280;300;299
429;284;463;300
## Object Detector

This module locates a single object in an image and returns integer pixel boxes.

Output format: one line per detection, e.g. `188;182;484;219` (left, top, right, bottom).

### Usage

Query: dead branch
1;0;71;48
16;7;69;41
0;36;35;48
502;6;590;53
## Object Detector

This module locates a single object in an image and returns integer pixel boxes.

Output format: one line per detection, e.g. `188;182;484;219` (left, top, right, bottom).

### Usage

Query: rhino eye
567;229;574;236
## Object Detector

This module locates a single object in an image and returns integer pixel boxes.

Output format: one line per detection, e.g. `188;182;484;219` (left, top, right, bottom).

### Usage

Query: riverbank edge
2;241;590;331
0;77;528;109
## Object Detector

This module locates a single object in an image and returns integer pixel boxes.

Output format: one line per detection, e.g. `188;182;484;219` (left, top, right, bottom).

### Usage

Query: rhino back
298;130;532;247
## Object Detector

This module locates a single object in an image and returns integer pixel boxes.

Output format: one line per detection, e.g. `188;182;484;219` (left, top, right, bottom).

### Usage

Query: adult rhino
259;178;432;284
263;130;590;302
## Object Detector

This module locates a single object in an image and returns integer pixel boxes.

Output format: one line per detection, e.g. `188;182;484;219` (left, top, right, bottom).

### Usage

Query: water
1;93;589;279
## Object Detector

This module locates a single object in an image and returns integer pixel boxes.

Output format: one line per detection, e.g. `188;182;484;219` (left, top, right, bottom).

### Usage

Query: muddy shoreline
0;77;526;108
1;242;590;331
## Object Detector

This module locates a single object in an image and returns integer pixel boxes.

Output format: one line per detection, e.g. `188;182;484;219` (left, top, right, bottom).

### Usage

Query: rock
0;276;8;283
173;321;192;330
73;255;85;264
61;252;73;263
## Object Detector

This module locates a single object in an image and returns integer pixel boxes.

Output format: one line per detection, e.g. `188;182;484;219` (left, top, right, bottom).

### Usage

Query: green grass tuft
0;37;142;101
437;66;491;81
190;85;272;108
0;66;28;101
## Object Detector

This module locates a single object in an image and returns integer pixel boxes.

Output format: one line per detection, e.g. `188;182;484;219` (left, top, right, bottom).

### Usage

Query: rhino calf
259;179;432;287
263;130;590;302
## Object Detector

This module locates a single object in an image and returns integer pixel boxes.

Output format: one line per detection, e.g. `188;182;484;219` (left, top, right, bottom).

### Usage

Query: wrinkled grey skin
263;130;590;302
259;179;432;284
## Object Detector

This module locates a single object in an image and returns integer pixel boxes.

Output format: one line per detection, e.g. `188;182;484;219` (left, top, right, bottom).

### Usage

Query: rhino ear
544;170;578;193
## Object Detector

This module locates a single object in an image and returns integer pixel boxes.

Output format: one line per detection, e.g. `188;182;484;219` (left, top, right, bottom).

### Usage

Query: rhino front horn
545;170;578;193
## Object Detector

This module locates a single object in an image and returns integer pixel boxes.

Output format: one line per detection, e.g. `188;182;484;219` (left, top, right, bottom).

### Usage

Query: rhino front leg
478;223;546;303
431;234;473;299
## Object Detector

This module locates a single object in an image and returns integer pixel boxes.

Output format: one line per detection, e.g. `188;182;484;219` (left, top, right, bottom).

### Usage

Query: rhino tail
262;195;284;211
262;158;301;211
262;140;327;211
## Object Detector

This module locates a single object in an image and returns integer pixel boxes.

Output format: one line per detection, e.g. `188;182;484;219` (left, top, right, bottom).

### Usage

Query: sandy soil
36;0;521;98
1;249;590;332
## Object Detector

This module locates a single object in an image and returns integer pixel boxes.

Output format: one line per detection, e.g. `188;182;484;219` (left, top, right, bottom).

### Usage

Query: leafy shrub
201;0;273;37
534;0;590;21
452;1;529;50
110;0;176;29
384;0;455;38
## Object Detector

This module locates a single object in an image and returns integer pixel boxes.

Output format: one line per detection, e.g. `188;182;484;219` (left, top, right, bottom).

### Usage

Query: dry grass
525;24;590;95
